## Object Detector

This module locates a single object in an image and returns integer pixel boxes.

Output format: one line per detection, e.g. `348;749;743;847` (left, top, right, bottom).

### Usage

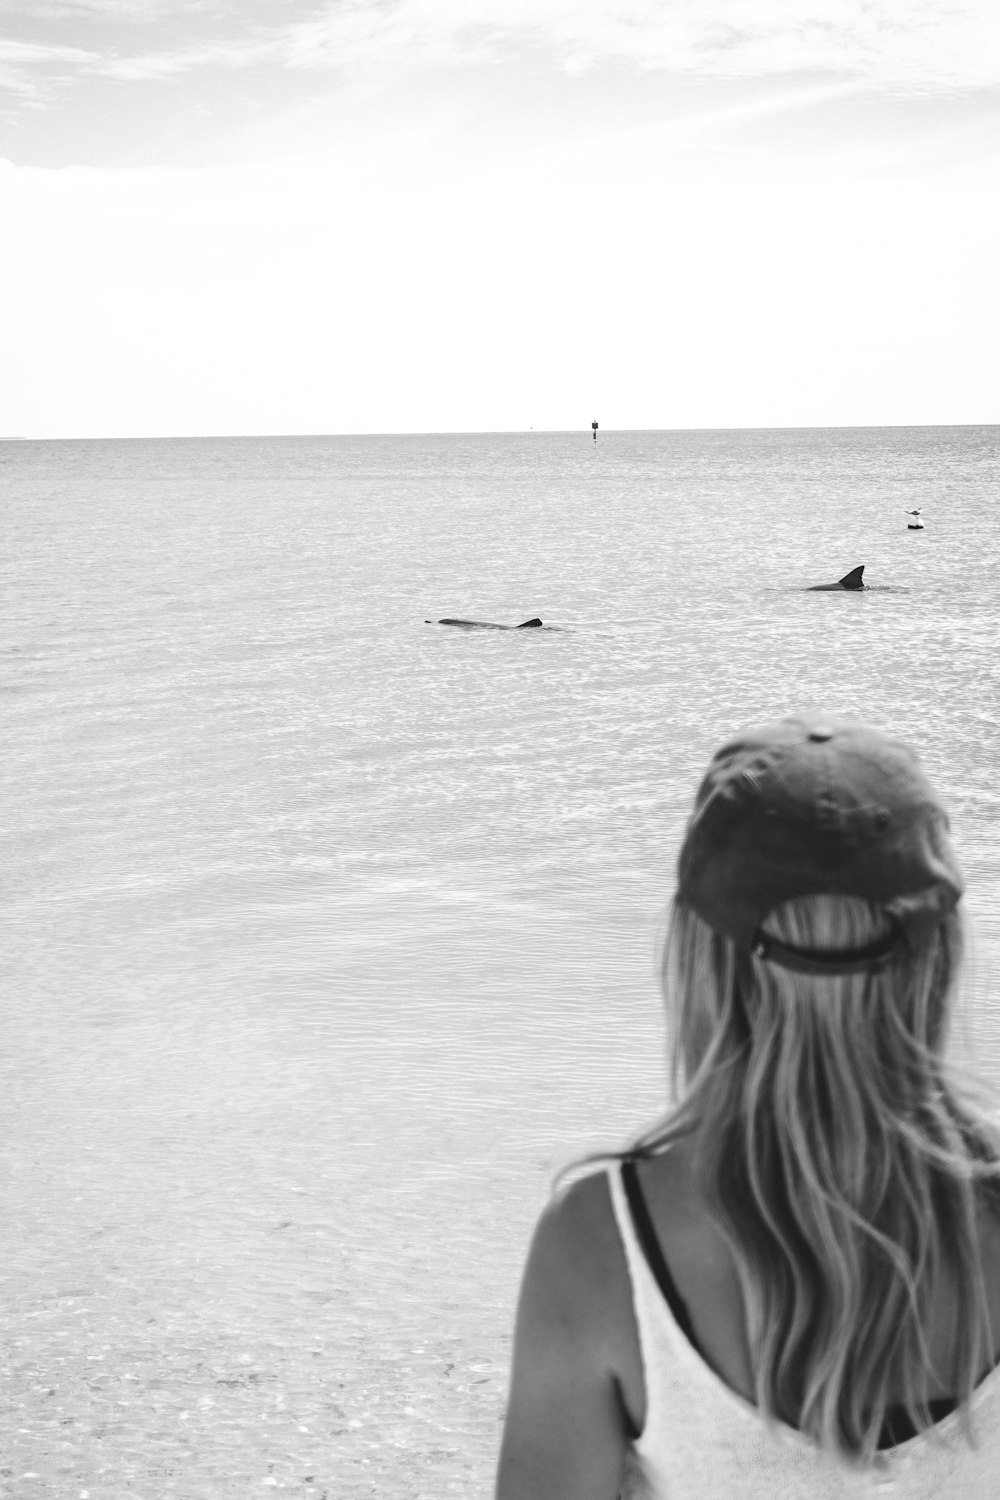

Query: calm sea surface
3;427;1000;1498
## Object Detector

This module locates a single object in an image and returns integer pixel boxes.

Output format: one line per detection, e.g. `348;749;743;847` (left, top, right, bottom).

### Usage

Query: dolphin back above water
807;566;866;592
427;616;544;630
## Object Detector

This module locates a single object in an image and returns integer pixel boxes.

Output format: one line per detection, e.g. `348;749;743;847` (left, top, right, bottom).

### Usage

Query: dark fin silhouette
806;565;866;592
516;618;543;628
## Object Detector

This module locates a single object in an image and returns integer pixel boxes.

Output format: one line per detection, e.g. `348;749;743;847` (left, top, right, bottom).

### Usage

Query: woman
496;713;1000;1498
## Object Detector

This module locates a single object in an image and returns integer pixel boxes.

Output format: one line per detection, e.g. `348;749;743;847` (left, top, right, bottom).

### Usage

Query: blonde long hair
630;894;1000;1466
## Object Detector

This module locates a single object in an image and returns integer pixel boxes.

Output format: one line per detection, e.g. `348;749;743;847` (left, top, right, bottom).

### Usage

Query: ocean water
3;426;1000;1498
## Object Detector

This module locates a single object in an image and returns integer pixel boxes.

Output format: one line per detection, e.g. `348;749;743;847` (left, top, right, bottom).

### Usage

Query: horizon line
3;421;997;443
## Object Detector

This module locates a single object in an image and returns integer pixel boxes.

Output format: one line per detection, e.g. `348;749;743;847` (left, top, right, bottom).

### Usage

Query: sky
2;1;999;437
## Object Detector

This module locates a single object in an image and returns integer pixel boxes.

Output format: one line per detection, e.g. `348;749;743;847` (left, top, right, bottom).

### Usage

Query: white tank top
606;1163;1000;1499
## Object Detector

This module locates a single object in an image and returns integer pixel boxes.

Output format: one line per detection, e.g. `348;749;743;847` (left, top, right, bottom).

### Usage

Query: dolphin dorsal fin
838;566;865;590
517;618;543;628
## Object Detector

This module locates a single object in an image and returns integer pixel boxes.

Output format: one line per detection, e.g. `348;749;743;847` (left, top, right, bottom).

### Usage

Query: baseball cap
676;713;963;974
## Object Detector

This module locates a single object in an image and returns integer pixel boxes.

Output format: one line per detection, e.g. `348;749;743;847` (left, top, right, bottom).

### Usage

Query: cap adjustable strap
750;921;904;975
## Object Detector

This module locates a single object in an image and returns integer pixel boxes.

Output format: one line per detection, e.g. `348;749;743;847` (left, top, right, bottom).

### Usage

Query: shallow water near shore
3;426;1000;1497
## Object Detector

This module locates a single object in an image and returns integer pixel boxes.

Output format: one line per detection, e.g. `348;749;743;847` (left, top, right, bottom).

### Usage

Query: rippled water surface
3;427;1000;1497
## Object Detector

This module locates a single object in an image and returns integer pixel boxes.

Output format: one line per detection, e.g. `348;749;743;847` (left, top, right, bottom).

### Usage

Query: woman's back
624;1144;1000;1419
495;714;1000;1498
496;1149;1000;1500
603;1153;1000;1499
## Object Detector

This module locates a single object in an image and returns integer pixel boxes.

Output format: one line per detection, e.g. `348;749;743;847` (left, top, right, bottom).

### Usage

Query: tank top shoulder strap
610;1158;963;1453
615;1156;705;1357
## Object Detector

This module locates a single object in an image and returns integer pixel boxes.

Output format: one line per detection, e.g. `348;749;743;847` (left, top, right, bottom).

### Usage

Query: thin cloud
0;2;214;16
2;0;999;111
0;36;100;102
0;37;98;65
0;12;278;101
99;35;276;82
281;0;1000;90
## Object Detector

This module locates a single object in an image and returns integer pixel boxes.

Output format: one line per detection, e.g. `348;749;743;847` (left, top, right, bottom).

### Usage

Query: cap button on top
808;725;834;742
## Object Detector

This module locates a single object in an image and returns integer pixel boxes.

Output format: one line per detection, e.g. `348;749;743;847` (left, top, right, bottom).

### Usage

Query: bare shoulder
495;1167;644;1499
520;1168;627;1338
538;1168;623;1272
529;1166;645;1425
